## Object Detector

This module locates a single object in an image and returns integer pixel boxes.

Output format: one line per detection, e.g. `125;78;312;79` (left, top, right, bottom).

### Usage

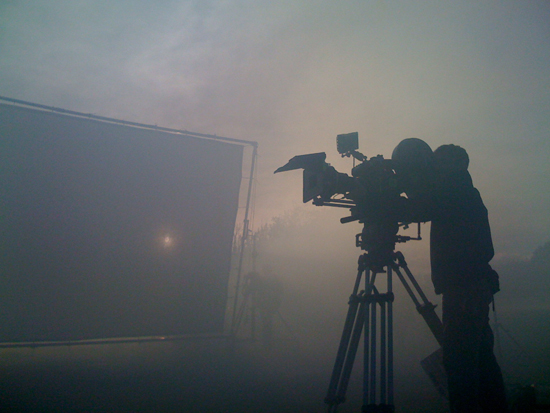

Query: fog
2;1;549;256
1;1;550;411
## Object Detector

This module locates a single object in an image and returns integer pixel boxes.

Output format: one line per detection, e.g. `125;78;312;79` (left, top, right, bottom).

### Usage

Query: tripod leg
387;268;394;407
325;269;365;409
391;259;444;346
336;297;367;405
380;299;387;404
369;296;377;405
363;294;371;406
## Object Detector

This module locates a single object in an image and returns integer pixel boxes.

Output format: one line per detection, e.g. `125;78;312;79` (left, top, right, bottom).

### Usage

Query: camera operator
392;139;507;413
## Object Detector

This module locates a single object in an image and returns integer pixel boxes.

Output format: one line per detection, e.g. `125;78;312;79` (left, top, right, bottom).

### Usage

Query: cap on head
434;144;469;172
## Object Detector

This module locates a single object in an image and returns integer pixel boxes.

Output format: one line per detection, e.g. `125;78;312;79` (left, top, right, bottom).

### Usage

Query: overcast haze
2;0;548;307
2;1;549;259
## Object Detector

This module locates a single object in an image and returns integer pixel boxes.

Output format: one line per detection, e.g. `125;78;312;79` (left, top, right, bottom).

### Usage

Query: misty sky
1;0;549;259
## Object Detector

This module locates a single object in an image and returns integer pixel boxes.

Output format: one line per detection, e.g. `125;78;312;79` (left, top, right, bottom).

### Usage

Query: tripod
324;249;444;413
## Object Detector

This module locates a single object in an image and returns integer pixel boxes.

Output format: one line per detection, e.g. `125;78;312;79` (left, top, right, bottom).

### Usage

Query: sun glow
163;235;174;248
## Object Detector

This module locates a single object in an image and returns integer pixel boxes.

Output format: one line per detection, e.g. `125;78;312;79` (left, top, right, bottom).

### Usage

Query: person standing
392;140;508;412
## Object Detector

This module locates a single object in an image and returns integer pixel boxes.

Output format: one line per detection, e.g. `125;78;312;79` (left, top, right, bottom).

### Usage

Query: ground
0;309;547;412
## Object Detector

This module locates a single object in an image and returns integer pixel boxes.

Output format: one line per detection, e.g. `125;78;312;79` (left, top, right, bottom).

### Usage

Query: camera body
275;133;423;263
275;132;406;220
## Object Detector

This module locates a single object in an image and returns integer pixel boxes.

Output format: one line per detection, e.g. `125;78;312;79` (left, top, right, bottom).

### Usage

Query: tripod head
357;220;422;272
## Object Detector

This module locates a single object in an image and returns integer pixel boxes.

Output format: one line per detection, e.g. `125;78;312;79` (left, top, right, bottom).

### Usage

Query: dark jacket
398;170;498;295
429;170;496;294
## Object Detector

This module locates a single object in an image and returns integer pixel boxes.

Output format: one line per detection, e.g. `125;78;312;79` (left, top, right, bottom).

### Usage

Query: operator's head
391;138;435;199
433;144;469;173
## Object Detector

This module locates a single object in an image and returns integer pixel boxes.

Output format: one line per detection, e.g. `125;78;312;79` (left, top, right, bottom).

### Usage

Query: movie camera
275;132;423;269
